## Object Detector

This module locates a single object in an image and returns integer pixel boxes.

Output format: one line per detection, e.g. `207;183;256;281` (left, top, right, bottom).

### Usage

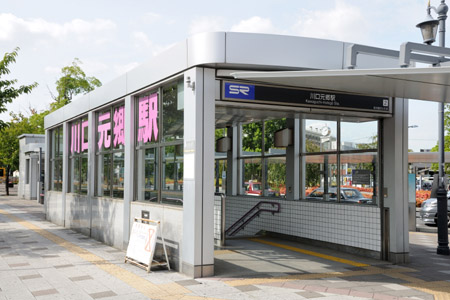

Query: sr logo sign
224;82;255;100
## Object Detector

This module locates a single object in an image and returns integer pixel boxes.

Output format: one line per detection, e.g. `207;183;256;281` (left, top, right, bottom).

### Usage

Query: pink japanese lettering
81;120;89;152
98;112;111;150
113;106;125;146
71;123;78;154
138;94;158;143
71;120;89;154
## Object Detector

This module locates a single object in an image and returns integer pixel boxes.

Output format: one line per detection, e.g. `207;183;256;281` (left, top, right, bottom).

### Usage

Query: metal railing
225;201;281;237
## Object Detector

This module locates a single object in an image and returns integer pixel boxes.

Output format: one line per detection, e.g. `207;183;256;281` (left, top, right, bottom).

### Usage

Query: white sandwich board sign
125;218;170;272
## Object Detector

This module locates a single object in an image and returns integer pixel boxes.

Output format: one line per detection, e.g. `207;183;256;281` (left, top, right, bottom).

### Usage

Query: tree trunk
5;166;10;196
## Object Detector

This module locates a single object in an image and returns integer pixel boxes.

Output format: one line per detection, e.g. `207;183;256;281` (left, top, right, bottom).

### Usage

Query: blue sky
0;0;440;151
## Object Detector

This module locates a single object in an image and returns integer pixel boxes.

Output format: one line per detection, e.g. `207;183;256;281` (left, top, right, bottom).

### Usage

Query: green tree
0;111;42;195
0;47;38;130
50;58;102;111
429;104;450;173
305;140;321;187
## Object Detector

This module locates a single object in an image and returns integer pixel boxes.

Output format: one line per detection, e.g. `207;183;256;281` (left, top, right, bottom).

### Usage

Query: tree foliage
0;47;38;130
50;58;102;111
431;104;450;174
0;111;44;195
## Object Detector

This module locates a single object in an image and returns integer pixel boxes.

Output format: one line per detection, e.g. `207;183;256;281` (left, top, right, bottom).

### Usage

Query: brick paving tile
373;293;399;300
295;291;323;298
261;281;285;287
30;247;48;251
350;290;374;298
8;263;29;268
175;279;201;286
19;274;43;280
31;288;58;297
54;264;74;269
89;291;117;299
69;275;93;282
283;282;306;290
304;285;327;292
235;285;260;292
325;287;350;295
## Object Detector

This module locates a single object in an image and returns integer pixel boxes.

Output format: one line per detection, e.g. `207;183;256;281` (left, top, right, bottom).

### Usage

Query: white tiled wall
214;195;223;241
219;196;381;252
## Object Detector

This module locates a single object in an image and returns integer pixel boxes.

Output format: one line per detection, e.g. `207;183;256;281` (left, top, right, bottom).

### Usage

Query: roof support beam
400;41;450;67
346;43;448;69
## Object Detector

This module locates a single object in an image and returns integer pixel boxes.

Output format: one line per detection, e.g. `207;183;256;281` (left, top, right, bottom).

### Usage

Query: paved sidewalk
0;195;448;299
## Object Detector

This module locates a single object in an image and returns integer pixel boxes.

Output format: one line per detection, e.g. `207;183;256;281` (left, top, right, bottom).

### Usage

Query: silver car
306;187;370;203
420;198;450;226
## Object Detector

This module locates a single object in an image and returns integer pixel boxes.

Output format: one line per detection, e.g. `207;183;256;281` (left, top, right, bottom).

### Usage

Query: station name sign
222;81;391;114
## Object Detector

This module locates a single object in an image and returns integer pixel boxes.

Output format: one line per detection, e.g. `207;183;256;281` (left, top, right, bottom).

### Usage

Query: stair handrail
225;201;280;237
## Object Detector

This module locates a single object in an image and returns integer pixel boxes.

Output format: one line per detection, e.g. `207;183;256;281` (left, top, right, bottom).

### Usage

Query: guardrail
225;201;281;237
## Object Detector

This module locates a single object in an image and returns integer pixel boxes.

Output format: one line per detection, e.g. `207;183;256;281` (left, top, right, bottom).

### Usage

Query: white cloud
292;1;368;43
0;13;116;41
231;16;276;34
132;31;154;49
188;16;226;35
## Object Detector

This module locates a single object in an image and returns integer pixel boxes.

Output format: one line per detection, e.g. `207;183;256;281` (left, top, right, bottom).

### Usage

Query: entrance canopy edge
232;67;450;103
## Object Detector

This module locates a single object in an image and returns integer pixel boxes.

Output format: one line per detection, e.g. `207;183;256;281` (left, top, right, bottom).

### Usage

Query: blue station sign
224;82;255;100
222;81;391;114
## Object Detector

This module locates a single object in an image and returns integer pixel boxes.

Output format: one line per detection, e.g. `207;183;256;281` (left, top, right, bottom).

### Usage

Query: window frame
301;117;380;205
134;78;184;206
238;119;287;198
49;126;63;191
68;116;89;195
95;102;125;199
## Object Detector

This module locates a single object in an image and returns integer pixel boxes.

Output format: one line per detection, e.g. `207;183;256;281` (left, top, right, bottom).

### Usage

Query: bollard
437;186;450;255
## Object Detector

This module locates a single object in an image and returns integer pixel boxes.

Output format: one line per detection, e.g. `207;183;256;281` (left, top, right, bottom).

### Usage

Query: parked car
305;187;370;203
244;181;280;197
244;181;262;196
420;198;450;226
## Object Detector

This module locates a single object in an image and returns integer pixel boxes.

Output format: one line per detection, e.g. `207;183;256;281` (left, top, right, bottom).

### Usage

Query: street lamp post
416;0;450;255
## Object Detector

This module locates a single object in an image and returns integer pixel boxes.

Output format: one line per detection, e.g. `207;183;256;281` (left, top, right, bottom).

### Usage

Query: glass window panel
51;160;57;190
241;158;262;196
58;126;63;157
98;153;111;197
81;116;89;154
265;119;287;155
162;145;183;206
266;157;286;197
214;159;227;194
241;122;262;156
304;119;337;153
162;81;184;142
51;129;58;159
112;152;124;198
304;154;337;201
136;148;158;202
80;155;88;195
340;152;378;204
341;120;378;150
69;157;80;194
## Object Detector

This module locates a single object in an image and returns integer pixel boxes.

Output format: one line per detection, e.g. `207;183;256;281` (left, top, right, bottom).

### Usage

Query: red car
244;181;262;196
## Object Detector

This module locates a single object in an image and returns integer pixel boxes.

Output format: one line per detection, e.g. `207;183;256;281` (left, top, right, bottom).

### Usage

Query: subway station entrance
211;77;391;274
44;32;450;278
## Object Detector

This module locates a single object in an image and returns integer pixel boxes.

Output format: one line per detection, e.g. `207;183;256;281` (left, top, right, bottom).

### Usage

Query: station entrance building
44;32;413;278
